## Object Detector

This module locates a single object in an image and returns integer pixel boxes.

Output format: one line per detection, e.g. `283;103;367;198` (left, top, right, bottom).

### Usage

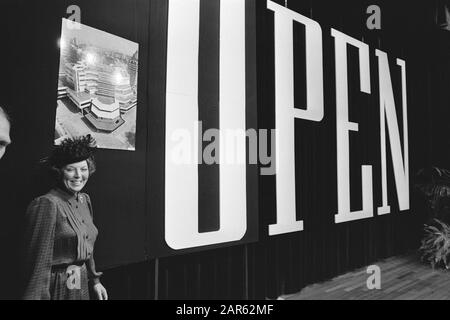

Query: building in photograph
57;80;68;99
60;38;80;65
55;24;139;153
113;68;136;113
128;50;138;88
65;62;87;93
84;68;99;94
85;96;124;132
60;44;138;120
67;88;93;111
96;66;137;113
96;66;117;99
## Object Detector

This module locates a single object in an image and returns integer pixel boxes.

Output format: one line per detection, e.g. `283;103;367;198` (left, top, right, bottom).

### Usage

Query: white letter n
376;50;409;214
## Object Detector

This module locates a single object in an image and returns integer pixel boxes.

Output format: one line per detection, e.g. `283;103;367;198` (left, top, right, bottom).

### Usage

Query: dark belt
51;261;86;273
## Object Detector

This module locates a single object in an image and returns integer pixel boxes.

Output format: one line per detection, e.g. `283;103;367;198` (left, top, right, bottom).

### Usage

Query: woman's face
61;160;89;194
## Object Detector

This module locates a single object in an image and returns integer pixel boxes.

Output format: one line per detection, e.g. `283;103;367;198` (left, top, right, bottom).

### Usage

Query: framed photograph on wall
55;18;139;151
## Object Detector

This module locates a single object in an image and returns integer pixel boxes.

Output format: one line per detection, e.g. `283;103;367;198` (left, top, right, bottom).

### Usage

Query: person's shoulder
36;190;61;203
25;192;60;224
27;192;59;211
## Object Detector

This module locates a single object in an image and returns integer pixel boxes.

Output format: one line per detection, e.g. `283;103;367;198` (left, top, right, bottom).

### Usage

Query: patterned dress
21;188;102;300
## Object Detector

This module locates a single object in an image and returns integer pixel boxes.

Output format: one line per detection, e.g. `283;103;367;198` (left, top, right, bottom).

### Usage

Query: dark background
0;0;446;299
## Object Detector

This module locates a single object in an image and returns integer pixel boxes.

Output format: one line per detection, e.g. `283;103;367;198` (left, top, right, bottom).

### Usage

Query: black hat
46;135;97;168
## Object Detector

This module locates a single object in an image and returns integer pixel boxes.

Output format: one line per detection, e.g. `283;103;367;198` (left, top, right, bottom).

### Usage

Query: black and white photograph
1;0;450;306
56;18;139;151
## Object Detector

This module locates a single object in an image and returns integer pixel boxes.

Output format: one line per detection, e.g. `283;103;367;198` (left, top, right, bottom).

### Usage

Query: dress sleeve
84;194;103;286
87;255;103;285
21;197;57;300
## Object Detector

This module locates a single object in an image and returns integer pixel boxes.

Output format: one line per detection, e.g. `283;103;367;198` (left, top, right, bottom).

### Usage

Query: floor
282;254;450;300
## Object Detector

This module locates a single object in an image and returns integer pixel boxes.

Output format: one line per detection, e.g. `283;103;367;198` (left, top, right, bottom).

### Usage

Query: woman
21;135;108;300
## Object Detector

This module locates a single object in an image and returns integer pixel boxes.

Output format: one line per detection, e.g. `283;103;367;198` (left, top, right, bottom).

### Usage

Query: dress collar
51;187;81;203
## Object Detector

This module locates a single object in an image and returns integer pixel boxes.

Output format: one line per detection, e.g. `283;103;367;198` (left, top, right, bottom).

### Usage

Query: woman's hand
92;283;108;300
